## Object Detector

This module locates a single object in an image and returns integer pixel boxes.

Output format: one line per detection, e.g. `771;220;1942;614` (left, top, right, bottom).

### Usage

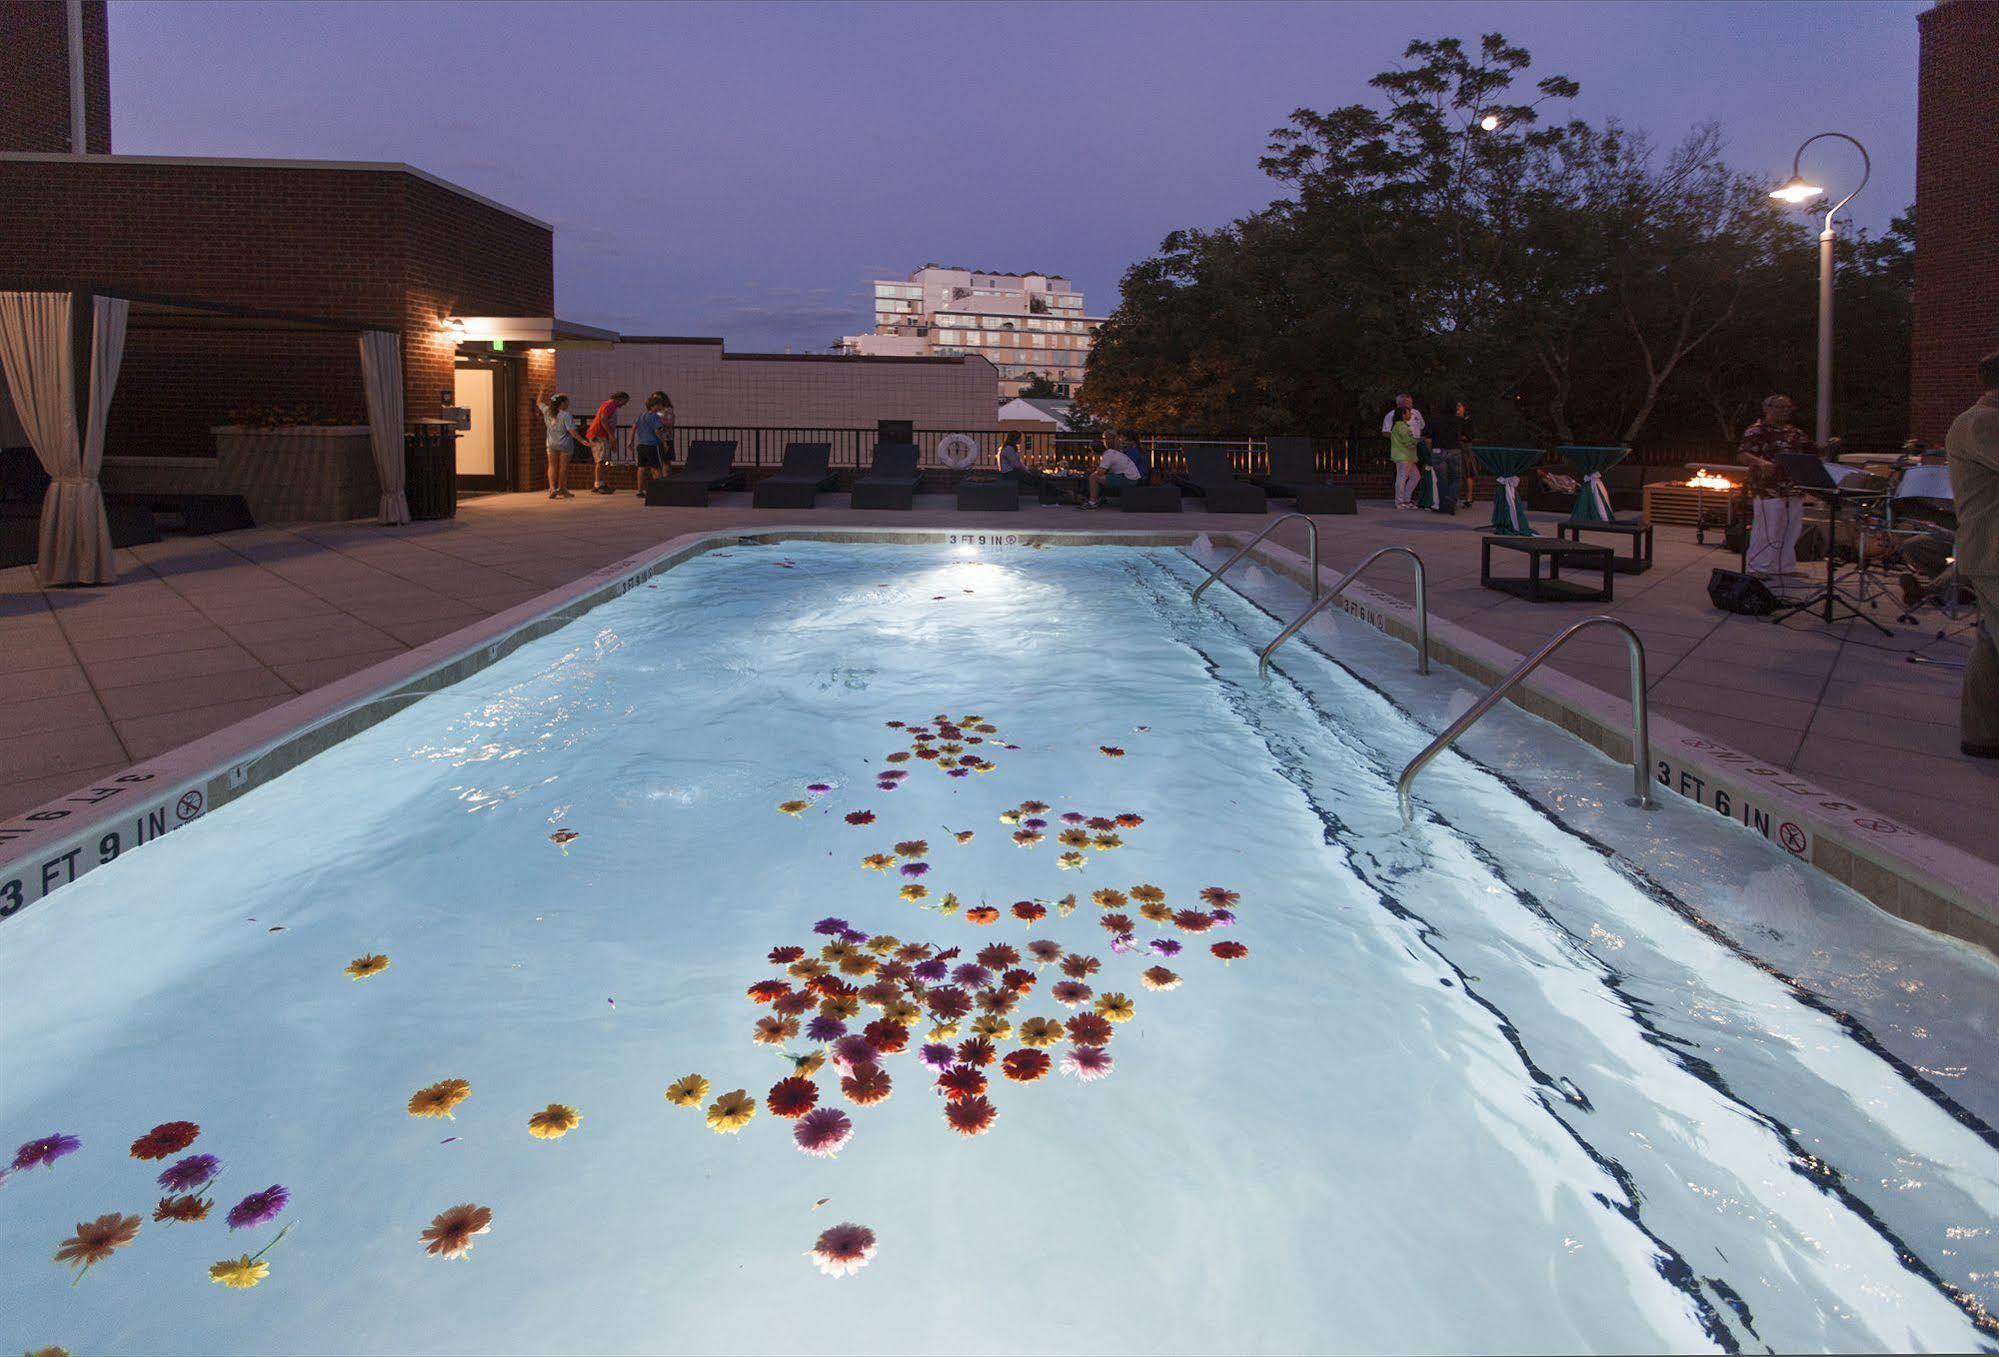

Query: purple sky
108;0;1920;352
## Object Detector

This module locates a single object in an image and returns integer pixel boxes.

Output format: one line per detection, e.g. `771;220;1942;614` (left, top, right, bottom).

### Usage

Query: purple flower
1109;932;1139;953
1023;818;1048;832
912;958;948;983
157;1153;220;1193
951;964;992;988
1211;908;1236;927
947;768;970;778
1060;812;1086;825
881;770;908;782
839;928;870;945
226;1184;289;1230
876;780;898;792
806;783;833;794
11;1133;81;1171
899;861;930;879
917;1042;957;1072
1150;938;1183;957
812;917;850;937
805;1015;848;1042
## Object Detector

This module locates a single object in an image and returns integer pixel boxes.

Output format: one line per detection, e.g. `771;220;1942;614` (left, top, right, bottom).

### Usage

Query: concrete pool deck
2;489;1991;883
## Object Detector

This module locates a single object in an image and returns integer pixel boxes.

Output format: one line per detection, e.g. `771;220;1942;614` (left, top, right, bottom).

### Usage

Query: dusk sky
109;0;1920;351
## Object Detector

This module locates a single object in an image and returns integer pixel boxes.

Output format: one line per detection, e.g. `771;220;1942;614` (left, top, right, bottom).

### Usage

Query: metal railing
1190;514;1321;604
1395;616;1654;823
1259;546;1429;679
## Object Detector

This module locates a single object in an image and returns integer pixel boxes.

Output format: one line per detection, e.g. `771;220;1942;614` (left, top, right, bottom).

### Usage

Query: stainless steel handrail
1258;546;1428;679
1396;616;1654;823
1190;514;1320;604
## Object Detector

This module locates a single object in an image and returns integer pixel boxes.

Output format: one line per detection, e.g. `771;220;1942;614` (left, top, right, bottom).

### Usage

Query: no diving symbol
1778;822;1808;856
1853;816;1901;836
175;790;204;822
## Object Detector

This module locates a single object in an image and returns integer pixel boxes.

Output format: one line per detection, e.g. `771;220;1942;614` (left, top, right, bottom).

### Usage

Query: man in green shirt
1947;351;1999;757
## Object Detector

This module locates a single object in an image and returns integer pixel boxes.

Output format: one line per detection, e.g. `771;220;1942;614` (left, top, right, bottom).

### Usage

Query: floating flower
706;1089;757;1134
527;1104;580;1140
1200;887;1241;908
829;1035;879;1074
1050;981;1093;1008
1115;813;1144;828
883;999;922;1028
747;979;792;1005
208;1254;269;1289
861;854;896;872
1023;819;1049;832
955;1036;997;1068
664;1074;710;1108
1150;938;1183;957
1100;746;1125;758
1060;954;1102;979
844;811;877;829
1060;812;1087;825
899;884;929;902
1027;940;1063;965
998;810;1022;826
226;1185;289;1231
1099;913;1134;935
818;995;860;1022
912;958;949;983
1017;1017;1064;1048
917;1041;957;1071
767;1077;820;1119
954;830;975;845
408;1079;471;1119
813;917;851;937
793;1107;854;1159
894;941;934;963
1174;911;1216;934
1001;967;1035;994
805;1015;849;1043
777;800;810;816
1011;830;1044;847
753;1016;801;1045
128;1121;200;1161
894;840;929;858
976;988;1018;1018
1211;908;1237;927
773;990;817;1017
964;906;1000;926
971;1015;1013;1043
1019;800;1050;815
1065;1013;1114;1047
1062;1046;1114;1081
1056;894;1079;917
790;1050;827;1078
945;1095;998;1137
928;1020;960;1041
548;829;579;845
1092;834;1123;851
866;934;901;955
1131;884;1166;905
790;958;829;980
1086;816;1116;831
12;1133;81;1171
1141;966;1182;992
1057;852;1087;871
841;1062;893;1106
1139;902;1173;924
899;862;931;879
418;1203;494;1260
1211;941;1249;963
950;963;991;989
1091;889;1129;910
809;1222;878;1278
1094;993;1136;1023
838;953;879;978
1011;901;1047;925
970;943;1014;969
55;1212;141;1280
1002;1048;1052;1083
154;1194;212;1223
768;945;806;964
1058;829;1091;849
345;953;390;980
151;1154;219;1198
936;1064;987;1101
864;1020;909;1055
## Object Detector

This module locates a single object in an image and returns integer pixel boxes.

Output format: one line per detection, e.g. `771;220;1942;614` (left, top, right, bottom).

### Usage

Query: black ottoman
1118;485;1183;513
1294;484;1357;515
956;479;1020;511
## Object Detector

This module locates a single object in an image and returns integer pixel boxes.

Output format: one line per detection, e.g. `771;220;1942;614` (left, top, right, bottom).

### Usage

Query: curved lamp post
1770;131;1870;447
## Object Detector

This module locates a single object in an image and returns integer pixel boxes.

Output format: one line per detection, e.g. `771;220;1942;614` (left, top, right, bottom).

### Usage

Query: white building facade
839;265;1104;400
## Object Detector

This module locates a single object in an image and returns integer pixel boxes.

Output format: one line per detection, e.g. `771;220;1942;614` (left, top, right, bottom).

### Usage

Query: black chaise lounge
1254;437;1356;514
646;440;742;506
752;442;838;509
1175;447;1268;514
849;443;921;510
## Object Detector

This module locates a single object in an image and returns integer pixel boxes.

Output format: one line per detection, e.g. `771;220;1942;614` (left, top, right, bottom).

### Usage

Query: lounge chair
751;443;837;509
1254;437;1355;514
646;440;742;506
1175;447;1267;514
849;443;921;510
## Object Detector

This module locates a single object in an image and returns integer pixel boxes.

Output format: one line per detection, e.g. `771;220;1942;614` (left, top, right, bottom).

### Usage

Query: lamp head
1769;174;1824;205
1478;114;1502;132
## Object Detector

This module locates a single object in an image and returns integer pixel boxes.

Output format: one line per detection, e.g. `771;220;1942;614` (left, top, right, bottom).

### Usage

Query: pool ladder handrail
1396;615;1655;823
1189;513;1320;605
1258;546;1429;679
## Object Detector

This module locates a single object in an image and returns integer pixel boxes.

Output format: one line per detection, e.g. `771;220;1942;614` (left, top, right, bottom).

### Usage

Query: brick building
1911;0;1999;441
0;0;110;155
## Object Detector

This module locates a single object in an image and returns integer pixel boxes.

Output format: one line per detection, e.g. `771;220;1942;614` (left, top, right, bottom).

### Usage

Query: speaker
877;419;913;446
1708;568;1779;615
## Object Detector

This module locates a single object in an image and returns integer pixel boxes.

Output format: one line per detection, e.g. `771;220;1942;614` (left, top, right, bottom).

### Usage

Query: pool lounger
1175;447;1267;514
1254;436;1356;514
645;440;743;506
751;442;838;509
849;443;922;510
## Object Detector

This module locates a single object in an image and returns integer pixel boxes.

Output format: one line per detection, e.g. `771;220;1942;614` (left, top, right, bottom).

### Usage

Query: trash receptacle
404;421;457;520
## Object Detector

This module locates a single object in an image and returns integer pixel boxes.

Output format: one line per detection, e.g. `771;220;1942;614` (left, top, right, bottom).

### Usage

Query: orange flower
153;1194;212;1223
1130;884;1166;905
1091;888;1129;910
753;1015;800;1045
1210;941;1249;962
841;1062;893;1106
420;1203;493;1259
1200;887;1241;908
1001;1048;1052;1082
527;1103;581;1139
964;906;1000;926
945;1094;998;1136
1011;901;1047;924
408;1078;471;1119
54;1213;141;1276
746;979;791;1005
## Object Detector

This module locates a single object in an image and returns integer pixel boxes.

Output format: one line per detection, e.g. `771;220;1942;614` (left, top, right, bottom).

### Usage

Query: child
632;392;675;498
534;390;580;499
585;390;631;494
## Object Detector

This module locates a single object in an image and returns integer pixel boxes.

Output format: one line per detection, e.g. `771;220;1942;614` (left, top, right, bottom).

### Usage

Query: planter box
212;426;377;523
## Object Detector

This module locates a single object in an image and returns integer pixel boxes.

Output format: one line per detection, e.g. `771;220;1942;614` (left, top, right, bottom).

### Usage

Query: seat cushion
1118;484;1183;513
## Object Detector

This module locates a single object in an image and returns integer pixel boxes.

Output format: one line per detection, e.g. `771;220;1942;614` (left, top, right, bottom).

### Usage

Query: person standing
1381;393;1424;440
1737;394;1811;577
1388;407;1420;508
585;390;630;495
632;392;674;499
534;390;581;499
1428;398;1468;514
1946;351;1999;758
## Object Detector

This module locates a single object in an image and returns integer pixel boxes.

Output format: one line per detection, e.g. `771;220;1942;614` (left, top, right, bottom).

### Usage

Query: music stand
1767;452;1891;635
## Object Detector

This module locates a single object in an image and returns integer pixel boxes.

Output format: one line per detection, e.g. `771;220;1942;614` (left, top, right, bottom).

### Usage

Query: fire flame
1687;472;1737;491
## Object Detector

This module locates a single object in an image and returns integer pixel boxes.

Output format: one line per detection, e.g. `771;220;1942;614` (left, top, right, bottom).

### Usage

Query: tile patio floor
2;492;1991;865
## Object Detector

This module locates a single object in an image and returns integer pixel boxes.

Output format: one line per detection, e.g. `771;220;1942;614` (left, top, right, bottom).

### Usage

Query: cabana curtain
0;291;125;584
358;330;410;526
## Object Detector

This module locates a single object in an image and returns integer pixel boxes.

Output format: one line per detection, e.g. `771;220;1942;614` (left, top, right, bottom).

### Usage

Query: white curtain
358;329;409;525
0;290;122;585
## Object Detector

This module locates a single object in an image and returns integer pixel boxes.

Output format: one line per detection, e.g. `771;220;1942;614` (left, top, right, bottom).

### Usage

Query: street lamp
1771;131;1870;447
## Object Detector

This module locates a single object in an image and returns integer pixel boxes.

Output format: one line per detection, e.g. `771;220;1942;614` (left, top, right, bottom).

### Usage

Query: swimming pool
3;540;1995;1355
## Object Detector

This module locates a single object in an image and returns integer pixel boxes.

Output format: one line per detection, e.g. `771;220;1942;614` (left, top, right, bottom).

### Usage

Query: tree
1019;373;1069;400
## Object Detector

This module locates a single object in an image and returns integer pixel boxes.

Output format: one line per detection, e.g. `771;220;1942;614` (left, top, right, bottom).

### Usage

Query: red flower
768;945;805;964
1211;941;1249;962
1065;1013;1114;1047
129;1121;200;1161
844;810;876;826
841;1062;893;1106
1001;967;1035;994
1099;913;1134;934
864;1019;909;1054
927;986;972;1019
1001;1049;1051;1083
746;979;791;1005
772;990;816;1016
1086;817;1116;831
1060;954;1101;979
1010;901;1047;924
767;1077;820;1119
1114;813;1144;828
955;1036;997;1068
1173;911;1216;934
885;751;909;763
945;1095;998;1136
1099;746;1125;758
936;1064;987;1101
976;944;1020;970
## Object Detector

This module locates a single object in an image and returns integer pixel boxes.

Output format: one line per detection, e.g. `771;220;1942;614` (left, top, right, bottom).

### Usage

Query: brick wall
0;1;110;154
1912;0;1999;441
0;156;554;465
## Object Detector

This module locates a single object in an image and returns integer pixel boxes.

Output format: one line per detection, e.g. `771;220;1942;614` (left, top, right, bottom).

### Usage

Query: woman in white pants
1737;394;1810;577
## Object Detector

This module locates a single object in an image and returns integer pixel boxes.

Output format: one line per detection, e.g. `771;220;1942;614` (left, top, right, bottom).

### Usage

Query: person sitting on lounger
1083;434;1144;510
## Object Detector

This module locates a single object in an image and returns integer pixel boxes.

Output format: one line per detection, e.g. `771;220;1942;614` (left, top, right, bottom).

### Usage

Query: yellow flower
752;1016;799;1045
935;894;960;916
1091;889;1129;910
1017;1016;1065;1048
954;830;975;844
791;1050;827;1078
861;853;896;871
819;994;860;1021
1058;829;1091;849
820;941;855;964
998;810;1022;826
1139;901;1173;923
883;999;922;1027
1131;884;1166;904
838;952;878;976
777;800;809;816
1092;834;1123;851
866;934;900;955
1095;992;1136;1023
527;1103;581;1139
208;1255;269;1289
928;1021;961;1041
1056;894;1078;917
788;958;827;979
408;1078;471;1119
1057;852;1086;871
344;953;389;980
706;1089;757;1133
971;1015;1012;1042
664;1074;710;1107
899;884;928;902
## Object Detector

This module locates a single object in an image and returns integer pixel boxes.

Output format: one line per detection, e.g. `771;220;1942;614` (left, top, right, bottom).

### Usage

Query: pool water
2;542;1995;1356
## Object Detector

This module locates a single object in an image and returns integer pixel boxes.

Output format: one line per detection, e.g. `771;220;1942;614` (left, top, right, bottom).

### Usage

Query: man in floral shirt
1737;394;1812;576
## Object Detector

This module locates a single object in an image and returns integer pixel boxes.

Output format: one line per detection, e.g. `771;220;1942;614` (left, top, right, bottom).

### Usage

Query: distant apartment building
839;264;1105;399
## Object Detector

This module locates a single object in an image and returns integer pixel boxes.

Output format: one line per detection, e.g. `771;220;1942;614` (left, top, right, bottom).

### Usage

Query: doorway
453;356;518;492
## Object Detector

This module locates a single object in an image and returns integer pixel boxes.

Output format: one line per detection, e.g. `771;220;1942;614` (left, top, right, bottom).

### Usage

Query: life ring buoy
936;433;979;470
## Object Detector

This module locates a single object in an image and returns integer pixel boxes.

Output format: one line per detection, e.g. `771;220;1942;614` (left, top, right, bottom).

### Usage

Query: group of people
534;389;677;499
1384;394;1475;512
